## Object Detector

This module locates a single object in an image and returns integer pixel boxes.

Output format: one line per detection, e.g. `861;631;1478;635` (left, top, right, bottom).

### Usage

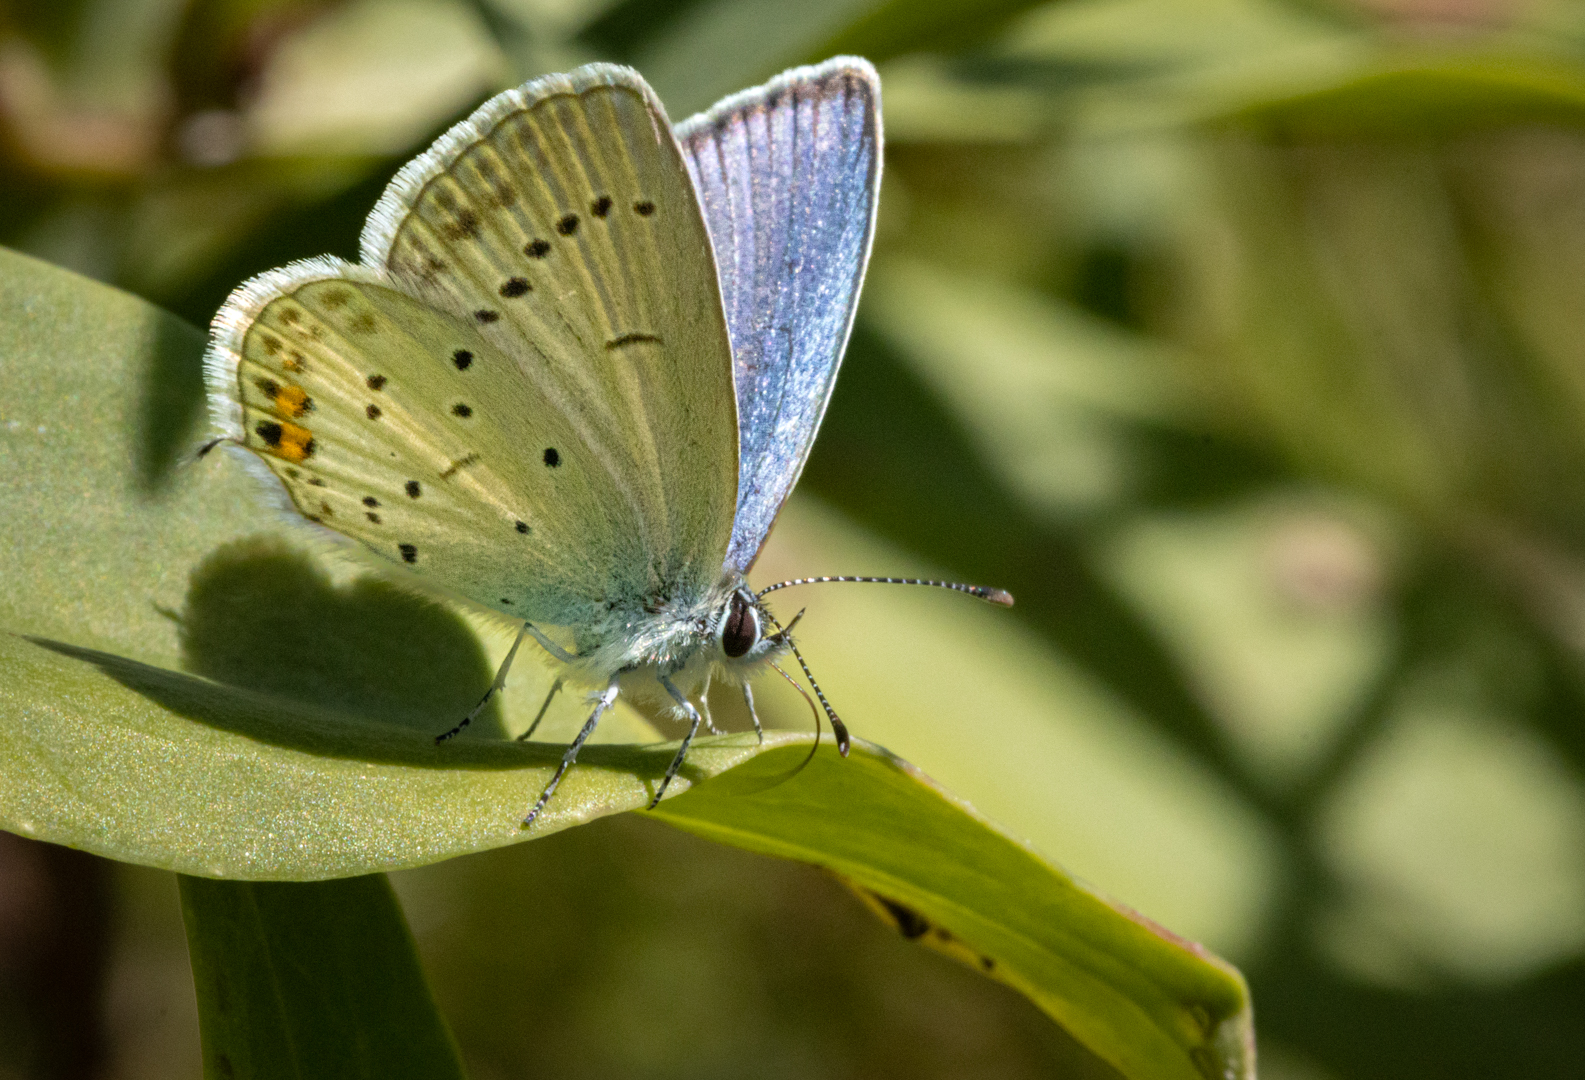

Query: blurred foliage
6;0;1585;1076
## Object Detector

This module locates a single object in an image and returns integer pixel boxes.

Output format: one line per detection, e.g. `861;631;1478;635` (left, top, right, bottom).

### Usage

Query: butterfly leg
516;678;564;742
523;623;578;665
742;682;764;744
436;622;530;743
523;677;621;828
697;672;724;735
652;674;704;809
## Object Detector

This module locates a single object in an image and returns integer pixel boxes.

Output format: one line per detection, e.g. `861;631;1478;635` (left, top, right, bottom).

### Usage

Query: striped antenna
757;576;1013;607
762;607;850;756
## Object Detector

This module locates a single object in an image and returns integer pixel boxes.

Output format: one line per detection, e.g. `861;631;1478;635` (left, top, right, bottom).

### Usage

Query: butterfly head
714;586;790;669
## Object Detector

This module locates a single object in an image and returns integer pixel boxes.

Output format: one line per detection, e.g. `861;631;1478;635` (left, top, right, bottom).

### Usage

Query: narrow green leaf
631;0;1047;118
1231;50;1585;136
654;742;1254;1080
635;0;890;115
997;0;1585;136
179;874;465;1080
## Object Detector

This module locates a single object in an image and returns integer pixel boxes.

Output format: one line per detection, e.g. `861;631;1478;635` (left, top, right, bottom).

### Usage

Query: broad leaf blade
0;625;769;877
180;874;465;1080
0;244;697;871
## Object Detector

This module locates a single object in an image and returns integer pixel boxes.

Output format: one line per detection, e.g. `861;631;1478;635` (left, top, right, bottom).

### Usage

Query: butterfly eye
721;592;759;658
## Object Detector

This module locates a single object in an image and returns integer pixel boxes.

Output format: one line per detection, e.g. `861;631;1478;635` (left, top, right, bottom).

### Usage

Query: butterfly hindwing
674;57;882;572
217;262;653;625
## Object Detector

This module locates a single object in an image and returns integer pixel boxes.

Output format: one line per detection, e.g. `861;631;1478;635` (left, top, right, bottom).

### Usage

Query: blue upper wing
674;57;882;573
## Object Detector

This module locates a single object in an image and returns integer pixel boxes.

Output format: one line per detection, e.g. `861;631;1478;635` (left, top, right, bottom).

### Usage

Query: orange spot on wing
258;420;316;463
275;384;312;417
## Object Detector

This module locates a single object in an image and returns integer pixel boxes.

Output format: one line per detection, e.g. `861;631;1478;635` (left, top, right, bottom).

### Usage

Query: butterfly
204;57;1011;827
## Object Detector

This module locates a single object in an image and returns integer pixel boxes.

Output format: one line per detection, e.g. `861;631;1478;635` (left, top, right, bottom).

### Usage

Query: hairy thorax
565;570;750;688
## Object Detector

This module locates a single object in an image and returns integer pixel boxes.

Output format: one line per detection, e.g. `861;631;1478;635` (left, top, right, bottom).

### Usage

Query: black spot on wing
406;480;421;499
443;209;480;240
543;447;560;467
254;419;315;460
473;310;499;324
363;496;379;507
499;277;530;298
451;403;472;418
525;239;550;258
366;512;381;524
515;520;529;534
452;350;473;370
439;452;481;479
366;404;382;420
254;380;313;418
591;195;612;217
399;543;417;563
556;214;579;235
366;374;387;390
606;333;662;350
633;200;655;216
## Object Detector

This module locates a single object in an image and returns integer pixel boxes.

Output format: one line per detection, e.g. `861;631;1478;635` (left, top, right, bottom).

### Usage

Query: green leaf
0;247;1255;1078
1230;50;1585;136
654;743;1253;1080
861;257;1187;517
0;626;765;877
630;0;1048;118
996;0;1585;136
0;242;715;874
180;874;465;1079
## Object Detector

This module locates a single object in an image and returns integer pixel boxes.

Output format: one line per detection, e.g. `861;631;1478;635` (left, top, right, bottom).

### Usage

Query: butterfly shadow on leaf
28;537;528;766
28;535;697;781
173;535;513;741
167;536;701;781
27;528;546;767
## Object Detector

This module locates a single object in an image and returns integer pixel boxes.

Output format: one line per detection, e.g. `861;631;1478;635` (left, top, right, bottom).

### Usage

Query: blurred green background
5;0;1585;1076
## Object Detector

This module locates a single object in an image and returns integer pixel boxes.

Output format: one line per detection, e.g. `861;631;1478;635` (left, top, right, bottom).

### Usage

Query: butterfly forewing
366;65;738;609
213;64;739;629
674;58;881;572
